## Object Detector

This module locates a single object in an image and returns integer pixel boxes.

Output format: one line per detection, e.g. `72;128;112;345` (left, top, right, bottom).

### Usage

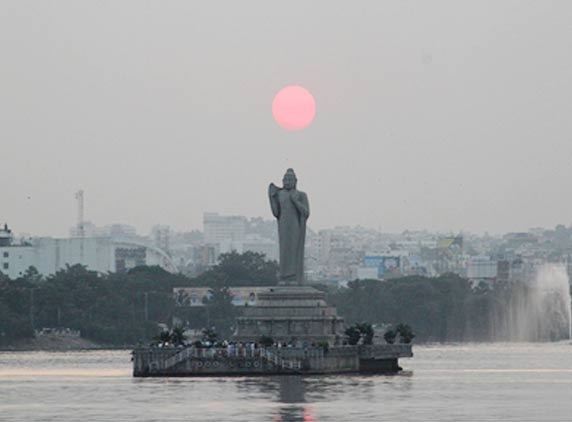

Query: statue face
282;174;297;190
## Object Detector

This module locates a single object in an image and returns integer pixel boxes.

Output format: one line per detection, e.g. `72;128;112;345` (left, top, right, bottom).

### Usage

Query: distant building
203;212;246;253
103;224;137;239
314;230;333;264
203;212;246;245
0;224;35;279
70;222;137;239
432;235;464;275
194;244;218;268
437;236;463;250
0;224;177;279
202;213;278;261
173;286;270;307
509;257;526;281
356;267;379;280
497;260;510;283
356;255;403;279
466;256;498;284
151;225;171;254
503;232;538;247
0;224;14;247
242;234;278;261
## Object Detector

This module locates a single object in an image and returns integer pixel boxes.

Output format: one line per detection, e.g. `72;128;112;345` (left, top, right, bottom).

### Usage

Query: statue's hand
290;190;300;203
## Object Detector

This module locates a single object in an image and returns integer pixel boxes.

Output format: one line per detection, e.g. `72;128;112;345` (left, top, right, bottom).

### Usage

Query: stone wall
132;344;412;377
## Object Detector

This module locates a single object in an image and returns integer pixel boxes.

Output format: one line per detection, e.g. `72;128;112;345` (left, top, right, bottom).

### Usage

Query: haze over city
3;3;572;422
2;1;572;237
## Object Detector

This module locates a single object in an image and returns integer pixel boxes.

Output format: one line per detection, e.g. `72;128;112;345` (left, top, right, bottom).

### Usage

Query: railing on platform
163;347;194;369
146;343;412;372
150;346;304;372
261;349;301;371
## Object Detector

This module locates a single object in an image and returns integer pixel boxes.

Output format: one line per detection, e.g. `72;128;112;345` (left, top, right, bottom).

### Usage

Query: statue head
282;168;297;190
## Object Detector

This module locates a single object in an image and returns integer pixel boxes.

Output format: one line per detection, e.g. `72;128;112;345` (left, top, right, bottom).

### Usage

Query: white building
202;213;278;260
466;256;498;282
242;234;278;261
0;225;177;279
203;212;246;253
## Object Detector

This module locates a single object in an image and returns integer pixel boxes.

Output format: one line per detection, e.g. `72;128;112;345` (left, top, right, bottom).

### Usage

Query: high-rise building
203;212;246;253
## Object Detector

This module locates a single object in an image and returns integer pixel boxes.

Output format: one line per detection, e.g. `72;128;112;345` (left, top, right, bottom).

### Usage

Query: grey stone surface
269;169;309;284
234;286;345;345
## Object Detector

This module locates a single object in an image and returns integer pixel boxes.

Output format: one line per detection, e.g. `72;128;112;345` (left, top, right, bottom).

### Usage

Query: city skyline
6;205;572;240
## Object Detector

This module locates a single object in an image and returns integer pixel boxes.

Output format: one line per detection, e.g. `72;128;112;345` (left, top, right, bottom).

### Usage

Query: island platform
132;344;412;377
133;170;414;377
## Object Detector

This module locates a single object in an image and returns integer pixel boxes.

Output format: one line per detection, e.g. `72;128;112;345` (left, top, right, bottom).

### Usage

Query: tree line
0;251;277;346
328;274;494;342
1;251;561;346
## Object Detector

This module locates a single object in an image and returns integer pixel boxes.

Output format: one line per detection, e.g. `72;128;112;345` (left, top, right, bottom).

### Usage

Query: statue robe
269;188;310;284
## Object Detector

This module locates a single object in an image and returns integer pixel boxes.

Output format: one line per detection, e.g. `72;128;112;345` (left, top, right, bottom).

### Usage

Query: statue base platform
234;285;345;346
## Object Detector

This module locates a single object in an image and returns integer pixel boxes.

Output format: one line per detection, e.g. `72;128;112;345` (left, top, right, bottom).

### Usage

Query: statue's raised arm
269;169;309;285
268;183;280;219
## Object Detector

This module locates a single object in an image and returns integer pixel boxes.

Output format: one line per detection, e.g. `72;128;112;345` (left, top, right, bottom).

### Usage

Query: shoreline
0;335;132;352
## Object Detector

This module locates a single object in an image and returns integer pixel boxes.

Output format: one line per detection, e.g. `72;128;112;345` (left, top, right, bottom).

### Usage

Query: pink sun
272;85;316;131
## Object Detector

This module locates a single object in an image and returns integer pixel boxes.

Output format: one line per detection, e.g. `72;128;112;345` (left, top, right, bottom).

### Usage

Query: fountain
498;264;572;342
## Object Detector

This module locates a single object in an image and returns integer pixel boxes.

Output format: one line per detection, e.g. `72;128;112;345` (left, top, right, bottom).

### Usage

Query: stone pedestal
234;285;345;345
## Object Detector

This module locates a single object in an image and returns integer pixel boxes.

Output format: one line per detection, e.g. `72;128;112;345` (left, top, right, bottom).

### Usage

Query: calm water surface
1;343;571;421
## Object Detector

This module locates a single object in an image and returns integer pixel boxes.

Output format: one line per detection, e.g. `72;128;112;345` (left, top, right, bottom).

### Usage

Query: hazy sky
2;1;572;237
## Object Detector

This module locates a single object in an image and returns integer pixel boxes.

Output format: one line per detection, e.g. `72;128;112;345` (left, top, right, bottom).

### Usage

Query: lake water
1;343;571;421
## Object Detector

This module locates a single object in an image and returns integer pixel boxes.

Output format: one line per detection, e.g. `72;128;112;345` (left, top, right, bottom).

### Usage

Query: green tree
0;264;196;346
203;286;237;340
170;325;187;346
383;329;397;344
357;323;374;345
344;325;361;345
15;266;43;284
258;335;274;347
0;275;35;344
195;251;278;287
153;330;172;346
345;323;374;345
396;323;415;343
329;273;489;342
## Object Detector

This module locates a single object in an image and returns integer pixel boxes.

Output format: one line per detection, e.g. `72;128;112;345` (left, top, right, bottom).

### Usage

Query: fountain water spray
499;264;572;342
